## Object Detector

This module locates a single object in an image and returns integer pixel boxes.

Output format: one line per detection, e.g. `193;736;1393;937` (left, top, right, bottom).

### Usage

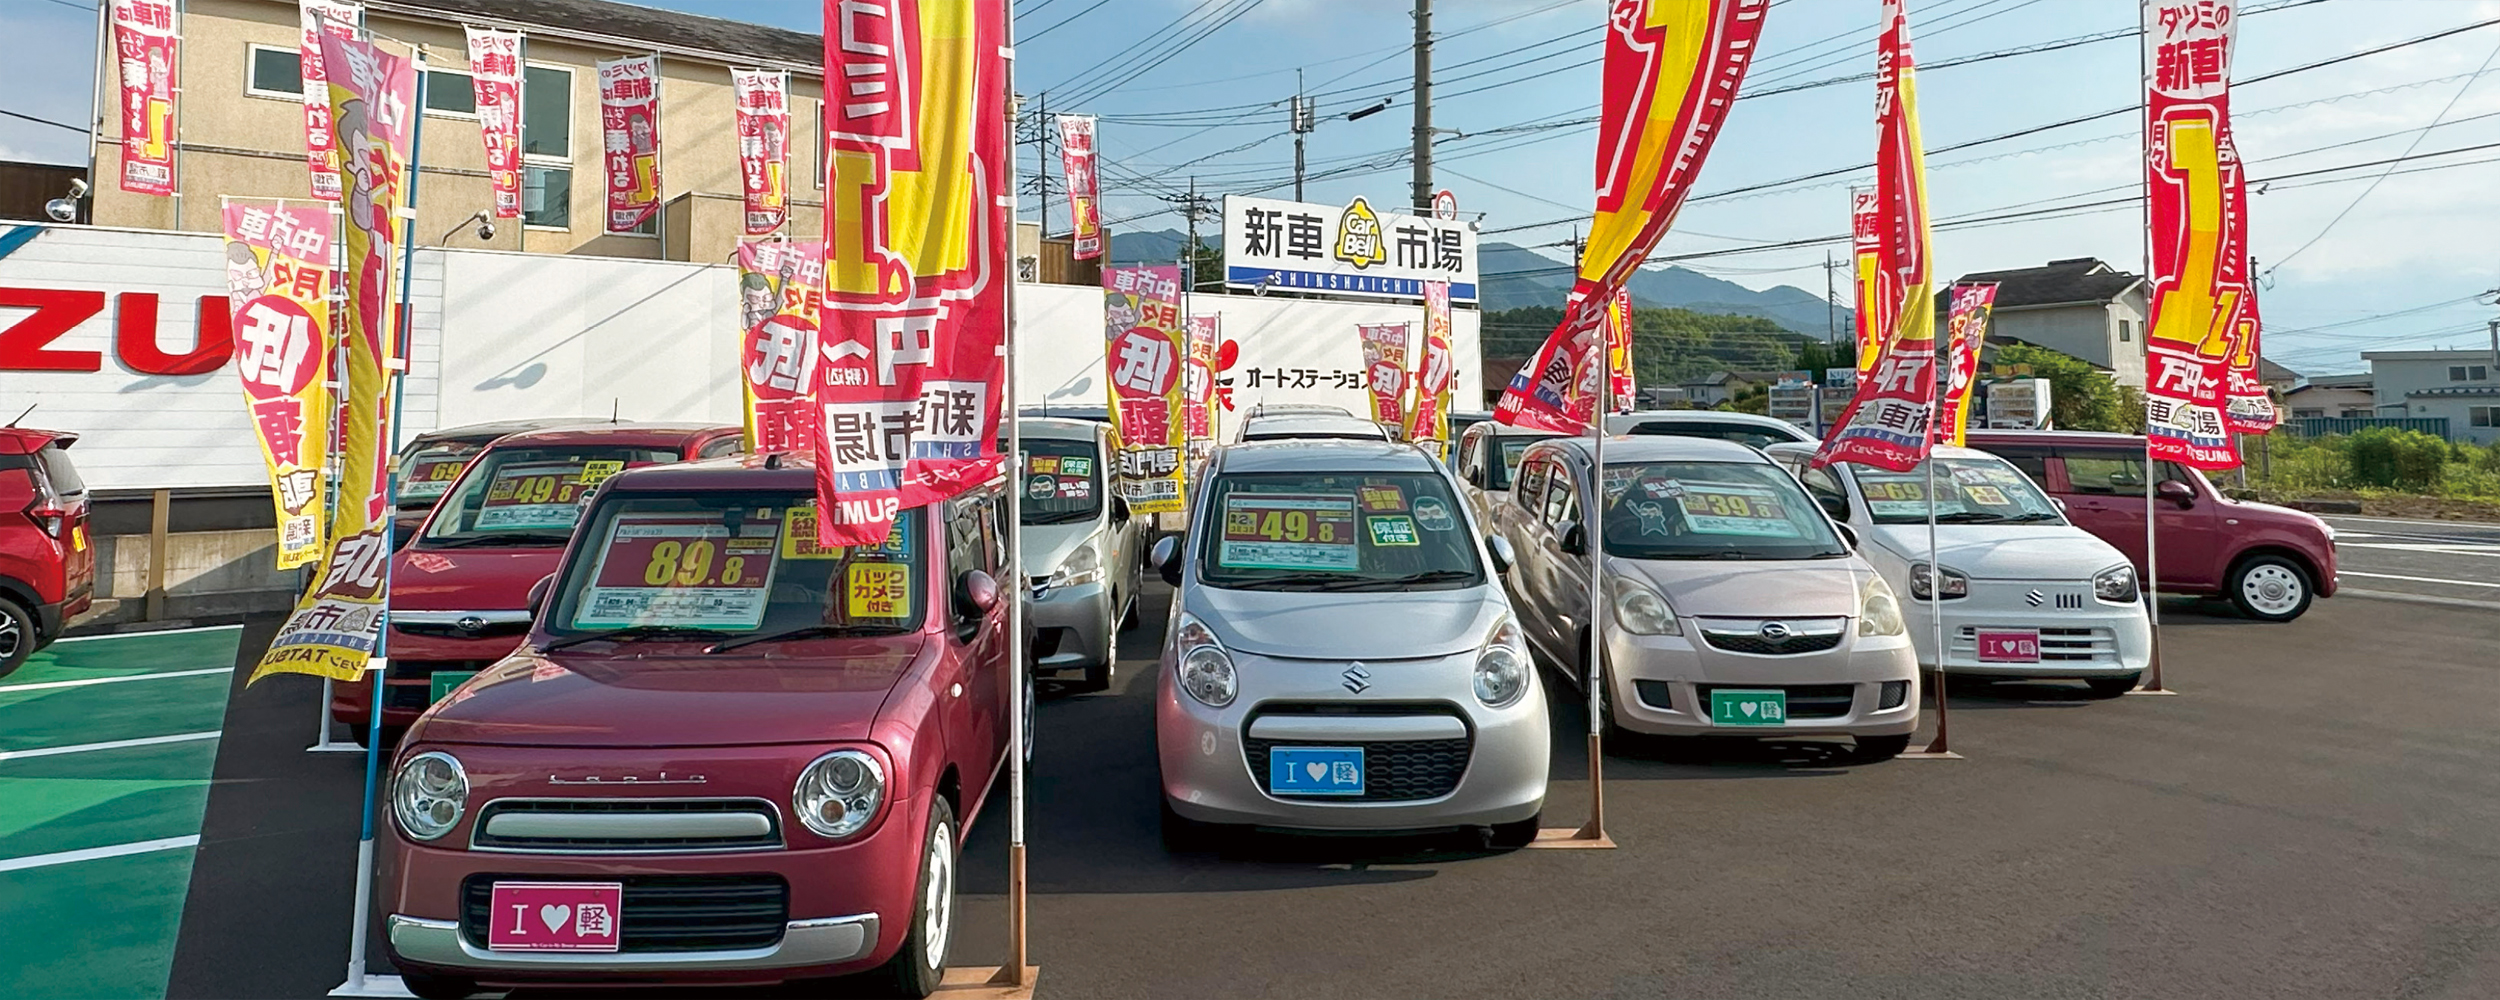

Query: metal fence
2288;416;2451;440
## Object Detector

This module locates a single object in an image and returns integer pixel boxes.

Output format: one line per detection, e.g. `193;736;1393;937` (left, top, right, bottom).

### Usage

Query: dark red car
0;428;94;678
379;456;1018;998
1964;430;2338;621
339;422;745;741
393;418;606;547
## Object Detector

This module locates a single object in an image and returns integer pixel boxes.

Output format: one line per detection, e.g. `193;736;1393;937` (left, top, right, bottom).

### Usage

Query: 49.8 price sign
575;513;780;629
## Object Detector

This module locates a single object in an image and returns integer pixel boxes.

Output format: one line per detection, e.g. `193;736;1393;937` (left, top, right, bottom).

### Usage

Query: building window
422;69;477;117
2118;319;2132;343
2339;408;2372;418
2451;365;2490;382
2291;409;2324;419
2474;406;2496;428
246;45;303;98
523;165;570;229
522;65;571;158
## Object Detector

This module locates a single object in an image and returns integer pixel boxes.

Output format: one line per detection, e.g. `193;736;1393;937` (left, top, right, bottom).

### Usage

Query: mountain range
1109;229;1849;336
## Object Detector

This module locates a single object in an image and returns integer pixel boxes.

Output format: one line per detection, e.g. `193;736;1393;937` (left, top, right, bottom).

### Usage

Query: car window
697;436;744;459
1196;471;1483;592
35;443;85;496
1626;420;1807;449
1797;464;1850;522
946;495;992;613
544;491;922;636
1848;456;2066;525
1598;461;1851;560
418;445;676;547
1541;466;1576;530
1018;439;1102;526
1514;456;1550;516
1983;445;2052;482
2061;450;2146;495
2157;461;2204;489
397;442;485;506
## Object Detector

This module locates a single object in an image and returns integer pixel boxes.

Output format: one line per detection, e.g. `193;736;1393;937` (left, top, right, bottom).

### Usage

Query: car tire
2084;673;2143;698
1855;734;1911;761
1118;590;1141;632
0;596;35;680
398;972;476;1000
1483;813;1541;850
2227;554;2314;622
875;796;957;999
1075;605;1116;693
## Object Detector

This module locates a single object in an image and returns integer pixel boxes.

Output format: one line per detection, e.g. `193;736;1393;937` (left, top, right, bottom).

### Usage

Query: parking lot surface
2320;514;2500;610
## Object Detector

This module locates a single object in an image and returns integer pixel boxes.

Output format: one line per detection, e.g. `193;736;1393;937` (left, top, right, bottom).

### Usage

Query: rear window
397;442;486;506
1020;439;1103;525
1626;420;1807;449
419;445;676;547
36;444;85;496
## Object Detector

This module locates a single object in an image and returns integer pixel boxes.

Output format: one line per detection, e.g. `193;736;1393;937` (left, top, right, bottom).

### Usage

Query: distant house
2364;349;2500;444
1679;369;1791;407
1949;258;2149;388
2282;372;2374;421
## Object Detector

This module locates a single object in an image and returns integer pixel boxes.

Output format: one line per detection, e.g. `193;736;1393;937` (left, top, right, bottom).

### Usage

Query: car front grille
381;660;496;709
468;798;783;854
1952;625;2117;663
394;620;531;639
1693;683;1856;719
1694;618;1847;656
459;874;789;953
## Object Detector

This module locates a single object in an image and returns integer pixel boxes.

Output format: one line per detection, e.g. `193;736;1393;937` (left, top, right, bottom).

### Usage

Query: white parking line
0;835;201;874
0;731;221;762
2343;589;2500;613
54;624;245;643
2342;571;2500;589
0;666;233;694
2339;542;2500;559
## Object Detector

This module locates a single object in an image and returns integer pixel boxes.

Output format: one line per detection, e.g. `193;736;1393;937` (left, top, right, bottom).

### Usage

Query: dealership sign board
1221;195;1478;303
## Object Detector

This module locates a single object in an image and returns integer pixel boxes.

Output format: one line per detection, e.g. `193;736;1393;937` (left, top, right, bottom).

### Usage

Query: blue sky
8;0;2500;376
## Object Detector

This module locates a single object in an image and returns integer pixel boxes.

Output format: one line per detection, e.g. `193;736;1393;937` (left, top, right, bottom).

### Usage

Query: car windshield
541;491;924;639
1598;461;1850;560
1197;471;1483;592
396;441;485;507
1850;457;2065;525
1625;419;1807;450
1019;439;1102;525
418;445;677;547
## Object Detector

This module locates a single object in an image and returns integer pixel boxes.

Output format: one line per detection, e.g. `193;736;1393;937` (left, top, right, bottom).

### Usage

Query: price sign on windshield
476;462;600;530
1219;493;1360;571
1672;482;1803;538
574;513;781;629
401;454;473;500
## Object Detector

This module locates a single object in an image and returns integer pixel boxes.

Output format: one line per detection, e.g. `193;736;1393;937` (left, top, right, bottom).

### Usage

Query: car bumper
1603;626;1918;737
1906;594;2152;678
1157;649;1548;831
1027;579;1112;673
387;912;878;975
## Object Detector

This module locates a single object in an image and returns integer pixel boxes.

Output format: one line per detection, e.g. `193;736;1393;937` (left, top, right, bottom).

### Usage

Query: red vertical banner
1055;115;1103;260
1849;185;1887;372
732;70;792;236
2223;283;2277;434
814;0;1010;546
465;27;524;219
737;240;822;452
1358;323;1412;432
109;0;179;197
2144;0;2247;469
598;54;662;234
1408;279;1456;455
1184;314;1219;467
221;201;335;570
1104;265;1187;514
299;0;360;201
1493;0;1770;432
1604;288;1635;412
1811;0;1935;473
1935;282;1998;447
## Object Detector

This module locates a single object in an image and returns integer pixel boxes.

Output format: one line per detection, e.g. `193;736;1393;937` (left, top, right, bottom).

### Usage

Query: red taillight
27;497;80;542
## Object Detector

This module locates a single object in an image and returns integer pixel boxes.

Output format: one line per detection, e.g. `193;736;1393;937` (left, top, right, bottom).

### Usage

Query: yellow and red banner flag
2144;0;2250;468
599;55;662;234
1184;315;1220;468
1604;288;1635;412
1409;279;1457;454
1358;322;1412;432
299;0;361;201
1105;265;1187;514
1935;282;1998;448
1492;0;1770;432
1056;115;1104;260
221;201;334;570
109;0;179;197
733;70;792;235
737;240;822;452
465;27;524;219
1850;185;1886;371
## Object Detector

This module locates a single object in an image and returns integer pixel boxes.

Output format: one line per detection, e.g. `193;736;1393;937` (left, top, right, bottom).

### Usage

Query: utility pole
1411;0;1433;211
1823;250;1840;351
1292;69;1314;202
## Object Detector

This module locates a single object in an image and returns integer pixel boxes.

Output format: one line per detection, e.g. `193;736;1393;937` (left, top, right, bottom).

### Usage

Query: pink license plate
485;881;623;952
1976;630;2042;663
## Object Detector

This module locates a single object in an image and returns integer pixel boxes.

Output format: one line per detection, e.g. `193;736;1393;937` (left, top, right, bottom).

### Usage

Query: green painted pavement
3;627;246;685
0;848;202;1000
0;671;231;753
0;740;221;856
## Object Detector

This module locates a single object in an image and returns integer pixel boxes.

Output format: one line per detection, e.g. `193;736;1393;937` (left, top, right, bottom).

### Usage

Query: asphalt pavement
157;574;2500;999
2319;514;2500;610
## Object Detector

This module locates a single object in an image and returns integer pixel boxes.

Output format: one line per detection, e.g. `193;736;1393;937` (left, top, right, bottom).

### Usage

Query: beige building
92;0;832;263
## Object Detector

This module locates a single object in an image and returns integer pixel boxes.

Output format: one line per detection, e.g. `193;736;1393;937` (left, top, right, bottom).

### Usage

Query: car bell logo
1341;662;1372;694
1332;197;1386;270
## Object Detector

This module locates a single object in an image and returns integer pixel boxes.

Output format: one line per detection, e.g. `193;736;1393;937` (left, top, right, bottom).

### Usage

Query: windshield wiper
1999;512;2063;522
1933;511;2012;524
703;624;906;653
1352;568;1479;588
1022;510;1097;526
540;625;721;652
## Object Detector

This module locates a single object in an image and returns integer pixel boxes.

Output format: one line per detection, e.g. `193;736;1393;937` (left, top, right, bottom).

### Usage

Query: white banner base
327;974;413;998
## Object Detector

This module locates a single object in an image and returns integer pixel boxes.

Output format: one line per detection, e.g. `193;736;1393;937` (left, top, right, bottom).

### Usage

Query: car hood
391;546;568;612
1615;556;1864;618
412;634;928;747
1190;584;1505;659
2227;497;2329;533
1868;523;2126;581
1017;520;1096;578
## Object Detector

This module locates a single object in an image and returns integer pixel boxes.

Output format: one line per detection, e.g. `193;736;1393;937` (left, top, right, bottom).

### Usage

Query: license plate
485;881;623;952
428;670;479;706
1268;746;1365;797
1976;629;2042;663
1710;689;1787;727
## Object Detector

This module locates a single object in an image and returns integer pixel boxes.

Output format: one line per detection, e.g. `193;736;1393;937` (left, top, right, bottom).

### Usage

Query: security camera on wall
42;178;90;223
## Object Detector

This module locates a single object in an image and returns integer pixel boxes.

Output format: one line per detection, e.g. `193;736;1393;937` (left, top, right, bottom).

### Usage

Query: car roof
1961;429;2144;447
0;427;75;453
1537;434;1774;466
604;453;1005;498
1239;413;1391;439
1472;421;1564;439
1215;439;1442;475
409;417;609;446
1018;404;1109;422
1249;402;1354;417
1760;441;2000;464
488;422;740;450
1015;417;1106;442
1604;410;1813;439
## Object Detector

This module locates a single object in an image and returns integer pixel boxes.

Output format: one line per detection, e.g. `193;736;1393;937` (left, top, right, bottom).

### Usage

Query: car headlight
391;751;468;842
1473;617;1531;708
1173;612;1236;708
1609;573;1681;636
1906;563;1969;601
1044;544;1105;591
1859;576;1906;636
2095;564;2139;603
793;749;885;839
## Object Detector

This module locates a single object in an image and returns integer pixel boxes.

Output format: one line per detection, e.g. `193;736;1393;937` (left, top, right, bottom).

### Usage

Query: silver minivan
1148;440;1547;846
1495;435;1920;758
1453;419;1561;530
1017;417;1144;691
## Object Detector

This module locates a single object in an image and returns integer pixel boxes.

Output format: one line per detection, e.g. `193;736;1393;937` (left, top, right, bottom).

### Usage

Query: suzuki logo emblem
1341;662;1372;694
1757;621;1792;641
2024;589;2046;607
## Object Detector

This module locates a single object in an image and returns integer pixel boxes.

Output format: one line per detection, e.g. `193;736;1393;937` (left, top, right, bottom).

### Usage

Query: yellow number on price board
644;540;682;585
718;556;745;586
674;540;715;586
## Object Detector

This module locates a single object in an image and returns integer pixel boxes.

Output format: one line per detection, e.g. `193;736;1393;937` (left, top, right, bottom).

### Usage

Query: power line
0;107;86;134
1022;0;1111;42
1062;0;1270;107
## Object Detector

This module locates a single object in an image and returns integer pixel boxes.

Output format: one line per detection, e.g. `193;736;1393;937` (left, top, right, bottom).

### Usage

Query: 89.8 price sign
575;513;781;629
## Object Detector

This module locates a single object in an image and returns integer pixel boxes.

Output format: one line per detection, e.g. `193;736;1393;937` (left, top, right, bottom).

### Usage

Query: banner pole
2130;0;2169;697
310;202;357;754
979;14;1035;995
1531;331;1613;848
1919;451;1951;753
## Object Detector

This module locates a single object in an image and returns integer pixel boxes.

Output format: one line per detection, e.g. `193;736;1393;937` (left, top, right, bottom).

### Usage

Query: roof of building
2301;372;2374;389
2259;356;2300;384
1680;369;1790;387
2362;349;2500;361
369;0;821;69
2404;385;2500;398
1951;257;2144;309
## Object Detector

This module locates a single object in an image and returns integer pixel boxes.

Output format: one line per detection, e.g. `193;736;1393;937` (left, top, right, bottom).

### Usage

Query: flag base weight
327;974;412;998
1524;826;1617;849
2123;687;2180;696
937;965;1040;998
1895;749;1963;760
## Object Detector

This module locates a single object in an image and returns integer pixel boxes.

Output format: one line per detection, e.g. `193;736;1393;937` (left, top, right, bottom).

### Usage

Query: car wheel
2084;673;2143;698
398;972;476;1000
1075;605;1116;693
2228;555;2313;622
1118;589;1141;632
876;796;957;999
1022;671;1036;766
1482;813;1541;850
0;596;34;680
1854;734;1911;761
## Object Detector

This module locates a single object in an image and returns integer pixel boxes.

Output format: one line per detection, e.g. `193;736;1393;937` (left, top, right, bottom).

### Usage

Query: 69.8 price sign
574;513;781;629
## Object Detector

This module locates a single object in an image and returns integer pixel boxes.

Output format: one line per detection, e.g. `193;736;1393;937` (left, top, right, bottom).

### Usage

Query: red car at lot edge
392;417;607;547
0;427;95;678
380;456;1018;998
337;422;745;741
1963;429;2338;621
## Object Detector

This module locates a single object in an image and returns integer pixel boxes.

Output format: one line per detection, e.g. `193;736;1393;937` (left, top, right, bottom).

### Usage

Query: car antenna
764;452;783;470
609;398;619;423
4;403;32;427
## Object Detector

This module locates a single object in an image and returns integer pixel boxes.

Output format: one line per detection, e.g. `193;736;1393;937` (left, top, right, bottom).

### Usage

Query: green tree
1993;344;2134;431
1477;304;1796;391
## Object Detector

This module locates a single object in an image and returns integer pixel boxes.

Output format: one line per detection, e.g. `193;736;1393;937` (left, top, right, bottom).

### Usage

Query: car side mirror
1834;523;1860;550
2156;480;2196;508
526;574;556;618
1817;495;1849;521
958;569;1001;617
1110;496;1131;523
2051;496;2068;513
1463;463;1484;487
1560;523;1588;557
1484;535;1516;574
1151;535;1183;586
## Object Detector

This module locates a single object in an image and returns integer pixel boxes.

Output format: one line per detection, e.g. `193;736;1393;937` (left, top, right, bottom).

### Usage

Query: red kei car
338;422;745;742
1964;430;2338;621
392;418;606;547
0;428;95;678
381;456;1018;998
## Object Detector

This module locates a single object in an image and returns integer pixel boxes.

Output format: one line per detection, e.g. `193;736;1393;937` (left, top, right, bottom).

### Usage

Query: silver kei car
1147;439;1548;847
1016;417;1144;692
1494;435;1921;759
